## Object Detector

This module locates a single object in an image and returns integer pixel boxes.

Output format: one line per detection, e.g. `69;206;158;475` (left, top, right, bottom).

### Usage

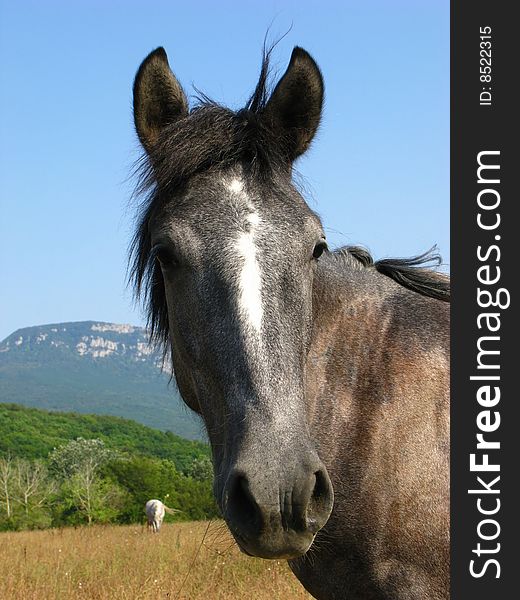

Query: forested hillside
0;403;207;471
0;404;217;531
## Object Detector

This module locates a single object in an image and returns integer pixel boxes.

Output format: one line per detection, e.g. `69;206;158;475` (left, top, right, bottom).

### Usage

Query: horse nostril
227;472;262;535
306;468;333;533
224;464;332;546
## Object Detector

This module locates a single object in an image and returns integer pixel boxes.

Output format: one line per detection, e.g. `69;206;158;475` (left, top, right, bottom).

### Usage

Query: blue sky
0;0;448;341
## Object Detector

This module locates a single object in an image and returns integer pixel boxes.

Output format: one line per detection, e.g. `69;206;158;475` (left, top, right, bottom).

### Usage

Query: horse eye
312;241;328;259
153;244;177;267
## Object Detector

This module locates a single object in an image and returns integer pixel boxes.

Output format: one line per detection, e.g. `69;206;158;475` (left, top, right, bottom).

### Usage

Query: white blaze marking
227;177;263;334
236;224;263;332
228;178;244;194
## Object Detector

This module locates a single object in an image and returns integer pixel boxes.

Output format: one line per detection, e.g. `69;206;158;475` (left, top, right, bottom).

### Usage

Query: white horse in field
145;499;181;532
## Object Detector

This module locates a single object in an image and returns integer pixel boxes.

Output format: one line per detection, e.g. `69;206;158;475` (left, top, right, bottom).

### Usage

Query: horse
145;499;180;532
130;46;450;599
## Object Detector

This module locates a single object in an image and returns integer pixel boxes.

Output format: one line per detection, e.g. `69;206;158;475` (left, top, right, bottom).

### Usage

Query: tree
49;438;117;525
60;474;126;525
0;454;14;518
13;459;54;516
185;456;213;482
49;438;114;479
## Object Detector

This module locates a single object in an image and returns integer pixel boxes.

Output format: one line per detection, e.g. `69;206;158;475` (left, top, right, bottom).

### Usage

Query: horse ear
263;47;324;161
133;47;188;153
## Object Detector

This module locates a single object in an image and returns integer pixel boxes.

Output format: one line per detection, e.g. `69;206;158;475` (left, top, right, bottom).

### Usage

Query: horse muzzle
221;454;334;559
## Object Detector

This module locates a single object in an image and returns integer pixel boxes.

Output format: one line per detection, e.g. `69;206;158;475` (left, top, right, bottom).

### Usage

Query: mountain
0;321;205;441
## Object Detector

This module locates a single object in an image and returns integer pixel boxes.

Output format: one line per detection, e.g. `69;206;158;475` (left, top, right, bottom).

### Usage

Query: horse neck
306;253;449;449
306;257;392;438
310;254;390;362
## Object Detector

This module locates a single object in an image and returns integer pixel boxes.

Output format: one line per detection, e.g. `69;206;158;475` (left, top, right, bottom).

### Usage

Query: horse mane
333;245;450;302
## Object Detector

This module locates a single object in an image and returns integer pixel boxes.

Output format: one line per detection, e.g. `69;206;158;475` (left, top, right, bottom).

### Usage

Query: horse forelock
129;50;289;353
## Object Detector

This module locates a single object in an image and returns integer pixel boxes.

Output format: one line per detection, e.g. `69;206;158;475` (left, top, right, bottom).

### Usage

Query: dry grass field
0;521;313;600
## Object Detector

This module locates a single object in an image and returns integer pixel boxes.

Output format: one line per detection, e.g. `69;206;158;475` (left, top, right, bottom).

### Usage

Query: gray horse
130;46;449;599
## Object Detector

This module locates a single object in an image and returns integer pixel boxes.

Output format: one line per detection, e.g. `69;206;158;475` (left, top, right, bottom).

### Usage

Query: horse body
145;499;165;532
289;258;449;599
130;45;449;599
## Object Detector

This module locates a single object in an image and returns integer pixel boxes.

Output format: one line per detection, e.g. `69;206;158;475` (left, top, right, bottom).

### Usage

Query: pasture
0;520;312;599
